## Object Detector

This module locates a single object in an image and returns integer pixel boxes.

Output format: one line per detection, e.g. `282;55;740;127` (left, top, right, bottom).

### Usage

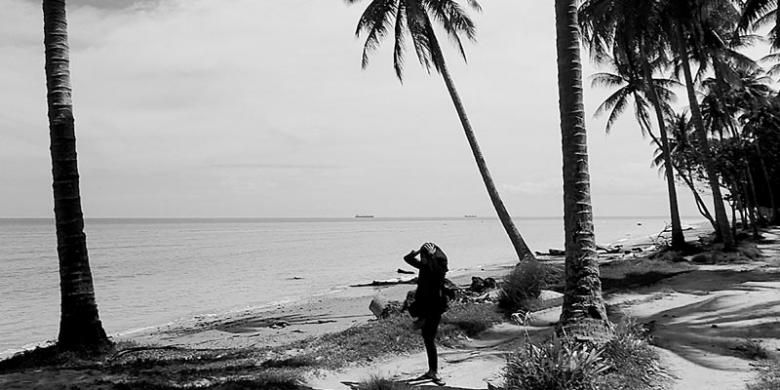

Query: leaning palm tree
652;111;717;229
554;0;611;340
345;0;535;261
43;0;110;350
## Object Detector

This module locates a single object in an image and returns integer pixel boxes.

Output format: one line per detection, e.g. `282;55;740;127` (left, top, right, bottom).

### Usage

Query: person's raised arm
403;249;422;269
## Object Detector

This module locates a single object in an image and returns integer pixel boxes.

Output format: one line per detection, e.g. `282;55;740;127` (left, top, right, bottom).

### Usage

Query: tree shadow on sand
629;268;780;371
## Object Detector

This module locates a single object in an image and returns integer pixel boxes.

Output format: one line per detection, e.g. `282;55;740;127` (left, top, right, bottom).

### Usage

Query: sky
0;0;713;219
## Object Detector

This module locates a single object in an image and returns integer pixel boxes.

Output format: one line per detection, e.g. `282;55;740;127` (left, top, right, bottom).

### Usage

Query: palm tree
554;0;611;340
662;0;736;248
579;0;688;249
43;0;110;350
345;0;535;261
651;111;717;229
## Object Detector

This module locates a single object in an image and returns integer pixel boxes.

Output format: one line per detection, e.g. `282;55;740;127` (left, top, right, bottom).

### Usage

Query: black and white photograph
1;1;780;389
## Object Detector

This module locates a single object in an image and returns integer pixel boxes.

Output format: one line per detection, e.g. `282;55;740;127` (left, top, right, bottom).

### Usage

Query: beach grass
294;302;503;367
503;316;661;390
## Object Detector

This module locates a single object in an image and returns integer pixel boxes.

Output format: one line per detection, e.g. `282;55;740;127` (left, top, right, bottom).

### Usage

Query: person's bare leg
421;314;444;385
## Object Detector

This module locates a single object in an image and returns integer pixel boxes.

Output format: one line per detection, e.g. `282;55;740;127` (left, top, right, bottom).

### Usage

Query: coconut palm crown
348;0;481;81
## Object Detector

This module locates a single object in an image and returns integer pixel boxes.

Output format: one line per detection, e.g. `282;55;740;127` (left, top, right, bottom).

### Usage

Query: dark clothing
422;314;442;373
403;249;449;317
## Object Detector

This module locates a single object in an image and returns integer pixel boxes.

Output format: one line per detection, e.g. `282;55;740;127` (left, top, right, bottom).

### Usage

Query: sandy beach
2;224;779;390
124;262;519;352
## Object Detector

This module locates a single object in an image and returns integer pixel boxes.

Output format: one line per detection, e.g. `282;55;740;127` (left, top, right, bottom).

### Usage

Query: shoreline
121;261;519;351
1;220;710;359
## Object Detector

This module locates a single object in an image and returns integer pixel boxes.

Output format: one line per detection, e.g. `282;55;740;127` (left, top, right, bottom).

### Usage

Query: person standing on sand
404;242;449;386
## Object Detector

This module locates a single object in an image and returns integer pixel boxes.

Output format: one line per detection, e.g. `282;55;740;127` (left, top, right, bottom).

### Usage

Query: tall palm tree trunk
675;25;735;249
43;0;109;350
647;128;717;229
425;21;535;262
755;142;777;223
554;0;610;340
438;64;535;261
642;66;686;249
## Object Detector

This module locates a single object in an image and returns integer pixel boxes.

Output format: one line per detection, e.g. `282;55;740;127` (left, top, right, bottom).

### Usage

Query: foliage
732;339;770;360
598;317;660;390
498;261;548;313
503;337;609;390
440;302;504;339
360;376;414;390
503;316;661;390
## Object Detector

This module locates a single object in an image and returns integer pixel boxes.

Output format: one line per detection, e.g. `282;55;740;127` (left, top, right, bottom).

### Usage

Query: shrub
498;261;547;313
504;337;609;390
361;375;413;390
599;317;659;390
732;339;770;360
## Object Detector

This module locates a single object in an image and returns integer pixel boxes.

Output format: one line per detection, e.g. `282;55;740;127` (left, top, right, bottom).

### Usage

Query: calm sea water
0;216;689;354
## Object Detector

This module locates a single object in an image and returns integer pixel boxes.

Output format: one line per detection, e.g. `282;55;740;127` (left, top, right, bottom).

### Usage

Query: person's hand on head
422;242;436;255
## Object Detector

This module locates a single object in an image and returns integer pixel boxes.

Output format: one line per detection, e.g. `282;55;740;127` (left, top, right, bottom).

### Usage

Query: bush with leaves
598;317;659;390
504;337;609;390
498;261;548;313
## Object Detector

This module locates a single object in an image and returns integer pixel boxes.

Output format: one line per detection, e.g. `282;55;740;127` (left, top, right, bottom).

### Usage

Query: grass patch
747;360;780;390
440;302;504;340
598;318;660;390
0;344;113;373
502;317;661;390
732;339;770;360
360;375;414;390
294;302;503;367
108;371;303;389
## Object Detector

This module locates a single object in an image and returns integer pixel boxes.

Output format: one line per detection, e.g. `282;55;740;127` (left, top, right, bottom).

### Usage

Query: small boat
355;215;375;218
464;215;477;218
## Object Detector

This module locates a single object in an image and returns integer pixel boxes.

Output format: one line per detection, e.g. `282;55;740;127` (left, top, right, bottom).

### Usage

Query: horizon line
0;215;703;220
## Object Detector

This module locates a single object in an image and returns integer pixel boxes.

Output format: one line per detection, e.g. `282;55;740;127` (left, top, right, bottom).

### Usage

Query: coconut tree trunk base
557;318;613;343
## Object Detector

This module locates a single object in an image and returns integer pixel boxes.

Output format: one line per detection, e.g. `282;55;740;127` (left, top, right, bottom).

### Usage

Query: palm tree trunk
731;200;737;238
424;22;535;263
437;65;535;261
675;24;734;249
554;0;610;340
755;142;777;223
43;0;109;350
642;65;685;249
646;126;716;231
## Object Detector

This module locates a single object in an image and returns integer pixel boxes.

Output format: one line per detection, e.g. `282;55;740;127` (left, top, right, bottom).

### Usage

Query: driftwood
397;268;415;275
351;277;417;287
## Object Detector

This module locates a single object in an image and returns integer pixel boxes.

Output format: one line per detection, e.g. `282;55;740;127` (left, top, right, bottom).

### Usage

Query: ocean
0;216;691;354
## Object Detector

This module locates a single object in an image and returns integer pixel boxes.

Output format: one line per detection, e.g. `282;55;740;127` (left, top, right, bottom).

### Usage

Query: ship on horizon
354;214;375;219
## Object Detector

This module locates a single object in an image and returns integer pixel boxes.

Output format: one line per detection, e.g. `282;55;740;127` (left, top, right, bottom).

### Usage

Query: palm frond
355;0;399;69
404;0;435;72
424;0;476;61
604;89;630;133
590;72;626;89
393;1;407;80
739;0;777;31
